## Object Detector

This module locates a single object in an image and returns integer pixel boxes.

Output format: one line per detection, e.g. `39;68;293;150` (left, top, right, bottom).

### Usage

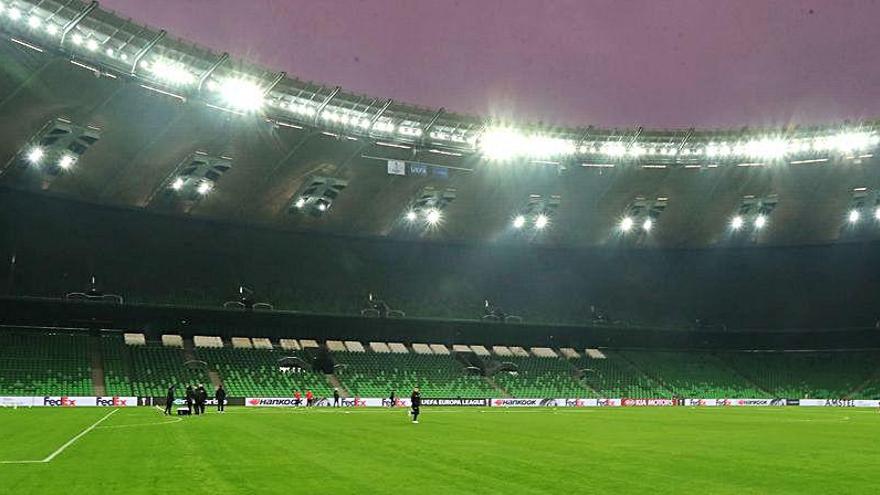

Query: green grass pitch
1;406;878;494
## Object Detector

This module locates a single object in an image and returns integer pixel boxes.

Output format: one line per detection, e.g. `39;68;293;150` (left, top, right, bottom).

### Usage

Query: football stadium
1;0;880;493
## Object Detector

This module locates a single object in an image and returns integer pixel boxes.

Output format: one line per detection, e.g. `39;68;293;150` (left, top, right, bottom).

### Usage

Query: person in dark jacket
389;390;396;407
195;384;208;415
215;385;227;413
410;387;421;424
333;388;340;407
164;385;176;415
185;385;195;415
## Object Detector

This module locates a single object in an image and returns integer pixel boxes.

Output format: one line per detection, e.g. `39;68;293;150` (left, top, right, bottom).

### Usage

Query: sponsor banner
597;398;621;407
432;166;449;179
491;398;560;407
786;399;800;406
686;399;718;407
716;398;784;407
408;163;429;176
800;399;880;407
245;397;492;407
387;160;406;176
139;397;245;407
561;398;598;407
0;396;137;407
621;398;676;407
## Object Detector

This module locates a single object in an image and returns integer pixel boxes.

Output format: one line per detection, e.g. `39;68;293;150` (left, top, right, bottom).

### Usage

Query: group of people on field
163;384;227;415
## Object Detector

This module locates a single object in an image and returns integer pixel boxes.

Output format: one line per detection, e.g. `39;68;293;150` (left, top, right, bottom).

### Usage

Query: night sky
100;0;880;129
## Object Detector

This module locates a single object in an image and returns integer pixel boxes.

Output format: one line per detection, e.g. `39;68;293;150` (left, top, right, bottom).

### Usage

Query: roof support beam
197;52;228;92
263;71;286;95
60;1;98;47
129;30;166;75
313;86;340;125
422;108;445;139
369;98;393;128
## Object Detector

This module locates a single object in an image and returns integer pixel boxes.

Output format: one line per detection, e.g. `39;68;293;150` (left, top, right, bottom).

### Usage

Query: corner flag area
1;406;878;493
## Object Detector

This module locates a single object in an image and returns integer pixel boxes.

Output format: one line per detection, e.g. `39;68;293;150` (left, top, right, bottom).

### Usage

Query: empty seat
326;340;346;352
471;345;491;357
279;339;301;351
252;338;273;350
492;345;513;357
194;336;223;348
124;333;146;346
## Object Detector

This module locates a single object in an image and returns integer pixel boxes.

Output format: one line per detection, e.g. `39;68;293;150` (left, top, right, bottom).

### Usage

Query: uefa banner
799;399;880;407
245;397;492;407
0;396;137;407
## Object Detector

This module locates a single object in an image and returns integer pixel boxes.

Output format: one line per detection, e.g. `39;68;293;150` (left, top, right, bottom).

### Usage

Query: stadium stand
331;351;496;398
0;332;92;396
102;334;135;396
491;355;591;398
128;344;212;397
615;350;768;398
195;347;332;397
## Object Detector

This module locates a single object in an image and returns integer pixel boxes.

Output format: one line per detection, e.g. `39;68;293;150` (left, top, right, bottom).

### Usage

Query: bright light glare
317;203;327;212
147;59;195;85
848;209;860;224
534;214;549;230
294;198;306;209
642;218;653;232
479;127;575;161
57;155;74;170
730;215;744;230
512;215;526;229
215;78;264;111
754;215;767;229
742;138;788;160
405;211;417;222
8;7;21;20
27;16;41;28
46;24;59;35
196;181;213;195
619;217;634;232
171;177;185;191
425;208;441;225
26;147;44;164
875;207;880;221
86;39;99;52
71;33;83;45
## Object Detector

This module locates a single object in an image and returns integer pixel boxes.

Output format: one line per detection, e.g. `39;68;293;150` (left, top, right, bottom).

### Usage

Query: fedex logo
96;397;128;407
43;396;77;407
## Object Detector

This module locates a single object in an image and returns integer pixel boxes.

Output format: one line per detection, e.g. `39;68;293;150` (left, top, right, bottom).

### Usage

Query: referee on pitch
410;387;421;424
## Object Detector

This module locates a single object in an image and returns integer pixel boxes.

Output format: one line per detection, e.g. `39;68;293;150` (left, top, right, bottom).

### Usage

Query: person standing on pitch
164;384;176;415
215;384;227;413
389;390;396;407
333;388;340;407
305;389;314;407
294;390;302;407
195;384;208;415
410;387;421;424
185;385;195;415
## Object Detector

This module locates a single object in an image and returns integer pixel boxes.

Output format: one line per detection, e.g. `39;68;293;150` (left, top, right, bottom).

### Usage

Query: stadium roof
1;0;879;248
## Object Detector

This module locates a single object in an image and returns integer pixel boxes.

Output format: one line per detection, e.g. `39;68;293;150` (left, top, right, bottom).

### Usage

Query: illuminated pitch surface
1;407;878;493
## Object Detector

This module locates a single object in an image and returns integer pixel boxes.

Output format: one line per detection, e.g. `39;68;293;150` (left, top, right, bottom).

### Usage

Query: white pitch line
42;408;119;462
0;408;120;465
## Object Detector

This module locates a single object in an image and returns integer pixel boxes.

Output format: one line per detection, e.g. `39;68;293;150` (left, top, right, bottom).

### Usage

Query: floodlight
730;215;744;230
744;138;788;160
848;209;860;224
196;181;213;195
405;211;417;222
619;217;634;232
512;215;526;229
86;39;98;52
8;7;20;20
425;208;441;225
25;146;44;164
46;24;58;35
57;155;74;170
71;33;83;45
170;177;185;191
215;78;264;111
875;207;880;221
754;215;767;229
27;15;40;28
105;48;114;57
534;214;549;230
601;142;626;157
317;202;327;212
148;59;195;85
294;198;306;209
642;218;653;232
479;127;522;161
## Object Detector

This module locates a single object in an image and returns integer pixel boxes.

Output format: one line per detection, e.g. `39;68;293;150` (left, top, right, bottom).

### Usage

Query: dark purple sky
101;0;880;129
